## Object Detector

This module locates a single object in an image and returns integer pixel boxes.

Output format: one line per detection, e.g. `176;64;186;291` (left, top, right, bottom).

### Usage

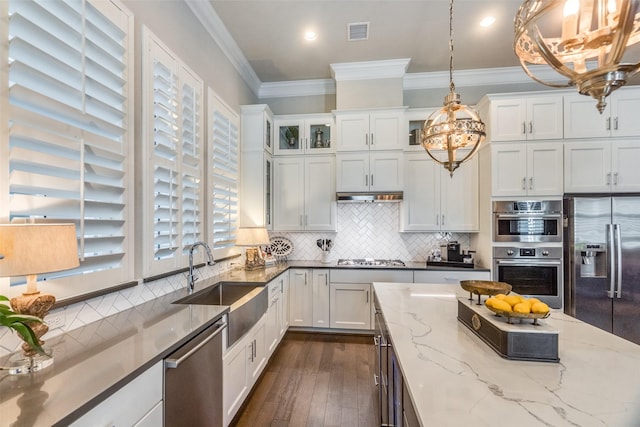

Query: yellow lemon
531;302;550;314
492;299;513;312
528;297;541;305
485;297;497;308
495;293;508;300
503;295;522;308
513;302;531;314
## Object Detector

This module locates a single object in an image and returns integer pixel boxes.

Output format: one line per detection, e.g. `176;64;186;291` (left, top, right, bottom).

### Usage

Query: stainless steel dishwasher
164;319;226;427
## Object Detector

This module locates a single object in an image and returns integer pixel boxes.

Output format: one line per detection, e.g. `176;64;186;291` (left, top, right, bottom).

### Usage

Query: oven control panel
494;247;562;259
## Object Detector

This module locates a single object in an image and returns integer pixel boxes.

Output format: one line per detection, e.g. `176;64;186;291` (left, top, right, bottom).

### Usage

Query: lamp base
4;348;53;375
244;247;266;270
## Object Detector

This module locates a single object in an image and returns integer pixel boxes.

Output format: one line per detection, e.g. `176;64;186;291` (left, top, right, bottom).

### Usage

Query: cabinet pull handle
522;122;526;134
165;321;227;369
325;275;328;286
606;173;611;185
529;177;533;190
365;174;368;186
373;373;380;386
370;133;374;145
614;117;619;130
371;174;374;186
300;215;303;226
607;117;611;130
436;214;439;225
442;214;445;226
528;121;533;134
522;177;526;190
366;290;369;303
365;133;369;145
614;172;619;185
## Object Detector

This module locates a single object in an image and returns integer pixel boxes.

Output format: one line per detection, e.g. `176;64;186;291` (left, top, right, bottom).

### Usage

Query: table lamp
236;227;270;270
0;223;79;373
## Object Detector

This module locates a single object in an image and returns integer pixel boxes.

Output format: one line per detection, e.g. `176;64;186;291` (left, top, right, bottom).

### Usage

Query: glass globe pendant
422;0;486;177
514;0;640;113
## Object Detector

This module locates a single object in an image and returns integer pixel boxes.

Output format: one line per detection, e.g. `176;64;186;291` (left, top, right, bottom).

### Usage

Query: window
1;0;134;299
209;90;239;259
142;29;204;277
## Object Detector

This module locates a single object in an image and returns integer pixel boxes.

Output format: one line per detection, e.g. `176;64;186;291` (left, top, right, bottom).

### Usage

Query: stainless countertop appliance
164;319;226;427
564;195;640;345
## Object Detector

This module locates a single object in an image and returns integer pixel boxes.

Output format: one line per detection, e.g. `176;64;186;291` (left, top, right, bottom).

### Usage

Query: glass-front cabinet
404;108;435;151
274;114;334;155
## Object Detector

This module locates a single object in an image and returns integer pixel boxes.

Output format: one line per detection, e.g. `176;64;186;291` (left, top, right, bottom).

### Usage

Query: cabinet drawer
414;270;490;284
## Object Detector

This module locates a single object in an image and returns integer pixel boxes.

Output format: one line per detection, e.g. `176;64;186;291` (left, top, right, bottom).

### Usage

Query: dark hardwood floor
232;332;378;427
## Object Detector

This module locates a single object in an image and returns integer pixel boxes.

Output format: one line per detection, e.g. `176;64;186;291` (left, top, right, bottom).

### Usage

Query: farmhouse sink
174;282;267;346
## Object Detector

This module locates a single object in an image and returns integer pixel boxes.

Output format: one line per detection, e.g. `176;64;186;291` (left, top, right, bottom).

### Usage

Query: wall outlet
47;313;65;330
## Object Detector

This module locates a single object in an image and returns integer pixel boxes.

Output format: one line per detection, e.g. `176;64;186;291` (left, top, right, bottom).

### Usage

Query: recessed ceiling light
304;31;317;41
480;16;496;27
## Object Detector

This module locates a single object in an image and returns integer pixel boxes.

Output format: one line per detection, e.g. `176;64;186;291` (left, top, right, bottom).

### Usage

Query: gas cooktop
337;258;406;267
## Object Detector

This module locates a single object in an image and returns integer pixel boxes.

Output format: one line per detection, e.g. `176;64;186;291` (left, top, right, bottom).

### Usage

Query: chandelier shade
514;0;640;113
421;0;486;176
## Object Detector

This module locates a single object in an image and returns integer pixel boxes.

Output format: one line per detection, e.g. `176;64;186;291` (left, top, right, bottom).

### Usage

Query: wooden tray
460;280;512;305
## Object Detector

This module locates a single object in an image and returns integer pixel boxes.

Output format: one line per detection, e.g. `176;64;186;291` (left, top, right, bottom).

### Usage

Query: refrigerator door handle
615;224;622;298
607;224;616;299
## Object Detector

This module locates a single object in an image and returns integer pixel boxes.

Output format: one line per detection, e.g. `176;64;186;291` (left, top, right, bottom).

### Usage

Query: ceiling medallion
422;0;486;177
515;0;640;113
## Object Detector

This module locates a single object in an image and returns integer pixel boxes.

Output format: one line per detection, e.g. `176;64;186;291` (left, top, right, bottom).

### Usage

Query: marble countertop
374;282;640;427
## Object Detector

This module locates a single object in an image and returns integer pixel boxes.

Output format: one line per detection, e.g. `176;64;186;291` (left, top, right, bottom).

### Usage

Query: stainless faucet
187;242;215;294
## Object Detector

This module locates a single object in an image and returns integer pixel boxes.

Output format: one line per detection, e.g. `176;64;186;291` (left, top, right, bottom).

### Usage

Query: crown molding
331;58;411;81
259;79;336;99
185;0;261;96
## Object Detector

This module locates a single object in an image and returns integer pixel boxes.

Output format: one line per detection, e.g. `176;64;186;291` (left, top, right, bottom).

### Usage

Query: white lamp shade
0;224;79;277
235;227;270;246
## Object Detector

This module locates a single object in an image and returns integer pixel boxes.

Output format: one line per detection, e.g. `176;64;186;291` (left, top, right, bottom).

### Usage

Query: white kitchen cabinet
240;104;273;153
564;140;640;193
273;155;336;231
414;269;491;284
289;268;313;327
491;142;564;197
280;272;290;335
488;95;563;141
274;114;335;155
564;88;640;139
69;361;163;427
312;269;330;328
402;152;478;232
329;283;372;329
335;151;403;192
335;109;405;151
240;150;273;228
405;108;436;151
223;314;267;426
265;278;282;356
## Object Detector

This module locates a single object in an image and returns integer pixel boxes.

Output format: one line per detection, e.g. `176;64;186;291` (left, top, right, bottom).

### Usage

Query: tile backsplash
0;202;468;355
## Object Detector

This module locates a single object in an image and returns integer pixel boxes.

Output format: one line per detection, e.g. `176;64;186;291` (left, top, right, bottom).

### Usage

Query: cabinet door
563;93;610;139
612;140;640;192
248;318;267;383
306;117;335;153
441;153;479;231
611;89;640;137
526;142;564;196
489;99;527;141
336;113;369;151
274;119;305;155
280;274;290;334
305;156;336;231
265;282;280;355
223;336;250;426
289;269;312;326
329;283;371;329
336;152;369;191
491;143;528;196
240;104;273;153
414;270;491;284
312;269;330;327
369;111;403;150
273;157;305;230
240;151;269;228
564;141;611;193
527;96;563;140
402;153;440;231
370;151;403;191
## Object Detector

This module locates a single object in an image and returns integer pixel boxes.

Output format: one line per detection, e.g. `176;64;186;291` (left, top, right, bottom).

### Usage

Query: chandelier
422;0;486;177
515;0;640;113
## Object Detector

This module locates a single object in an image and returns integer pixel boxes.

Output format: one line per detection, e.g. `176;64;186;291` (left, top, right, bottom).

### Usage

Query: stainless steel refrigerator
564;196;640;345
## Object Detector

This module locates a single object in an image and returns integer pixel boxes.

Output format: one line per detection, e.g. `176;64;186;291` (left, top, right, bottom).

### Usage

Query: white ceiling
208;0;525;83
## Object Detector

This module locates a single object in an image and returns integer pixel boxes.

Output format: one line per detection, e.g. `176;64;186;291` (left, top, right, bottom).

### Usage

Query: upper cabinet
488;95;563;141
241;104;273;153
335;109;405;151
335;151;403;192
405;108;436;151
564;88;640;139
402;152;479;232
274;114;334;155
491;142;564;197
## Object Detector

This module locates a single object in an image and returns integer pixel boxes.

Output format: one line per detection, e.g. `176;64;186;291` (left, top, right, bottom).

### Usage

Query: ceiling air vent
347;22;369;41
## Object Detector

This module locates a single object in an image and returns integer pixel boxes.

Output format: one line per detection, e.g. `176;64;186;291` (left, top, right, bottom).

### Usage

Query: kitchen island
374;282;640;427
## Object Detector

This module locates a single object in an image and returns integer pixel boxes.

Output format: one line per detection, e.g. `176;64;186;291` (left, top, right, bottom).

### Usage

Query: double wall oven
492;200;563;309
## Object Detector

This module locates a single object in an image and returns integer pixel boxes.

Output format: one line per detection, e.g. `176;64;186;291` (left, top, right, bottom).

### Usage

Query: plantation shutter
4;0;134;295
143;30;204;277
209;91;239;259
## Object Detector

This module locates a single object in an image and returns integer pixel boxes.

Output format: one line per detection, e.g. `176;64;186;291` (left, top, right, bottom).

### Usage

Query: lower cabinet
329;283;371;329
312;269;330;327
288;268;330;328
413;270;491;284
69;361;163;427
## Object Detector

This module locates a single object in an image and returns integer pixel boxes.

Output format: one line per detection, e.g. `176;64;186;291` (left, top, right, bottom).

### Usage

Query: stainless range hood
336;191;403;203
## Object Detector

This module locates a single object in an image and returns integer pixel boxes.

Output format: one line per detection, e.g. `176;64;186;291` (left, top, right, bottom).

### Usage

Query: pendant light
515;0;640;113
422;0;486;177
